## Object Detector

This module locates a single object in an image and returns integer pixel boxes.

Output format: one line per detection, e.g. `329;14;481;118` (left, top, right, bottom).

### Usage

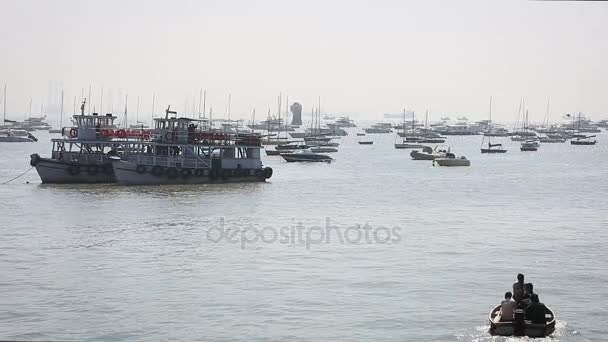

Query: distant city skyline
1;0;607;125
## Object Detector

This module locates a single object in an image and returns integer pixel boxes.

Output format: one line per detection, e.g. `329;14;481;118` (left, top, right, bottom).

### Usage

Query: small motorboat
281;149;333;163
520;140;540;151
433;153;470;166
410;146;449;160
358;141;373;145
489;305;555;337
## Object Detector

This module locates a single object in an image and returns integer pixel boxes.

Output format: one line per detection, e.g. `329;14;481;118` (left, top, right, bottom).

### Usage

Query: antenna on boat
151;92;156;127
80;98;86;116
88;84;92;115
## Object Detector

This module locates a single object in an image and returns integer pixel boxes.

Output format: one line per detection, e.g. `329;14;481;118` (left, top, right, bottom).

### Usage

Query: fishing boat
110;108;272;185
433;153;470;167
488;305;555;337
480;97;507;153
281;149;333;163
410;145;449;160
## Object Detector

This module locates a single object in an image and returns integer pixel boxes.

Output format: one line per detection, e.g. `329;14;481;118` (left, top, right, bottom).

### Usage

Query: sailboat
395;109;426;149
481;97;507;153
520;110;540;151
570;113;597;145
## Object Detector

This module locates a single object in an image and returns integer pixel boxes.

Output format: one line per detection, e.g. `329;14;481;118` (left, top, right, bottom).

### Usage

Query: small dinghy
489;305;555;337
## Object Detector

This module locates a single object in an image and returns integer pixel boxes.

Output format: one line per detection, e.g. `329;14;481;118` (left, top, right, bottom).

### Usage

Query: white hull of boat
31;156;114;183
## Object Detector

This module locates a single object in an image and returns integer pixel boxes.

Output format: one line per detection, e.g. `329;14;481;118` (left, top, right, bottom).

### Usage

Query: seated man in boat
524;294;547;324
512;273;525;302
499;291;517;322
520;283;535;306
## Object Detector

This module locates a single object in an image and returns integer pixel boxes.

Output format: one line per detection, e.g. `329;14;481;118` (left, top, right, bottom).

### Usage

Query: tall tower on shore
290;102;302;126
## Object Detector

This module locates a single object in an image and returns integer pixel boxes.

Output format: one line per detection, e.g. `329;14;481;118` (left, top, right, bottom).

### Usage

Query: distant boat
395;109;425;149
570;113;598;145
433;153;470;167
356;132;366;136
281;149;333;163
358;141;373;145
520;110;539;151
481;97;507;154
0;129;37;142
410;145;449;160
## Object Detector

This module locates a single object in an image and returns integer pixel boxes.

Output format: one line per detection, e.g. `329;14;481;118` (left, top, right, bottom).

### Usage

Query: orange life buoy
69;128;78;138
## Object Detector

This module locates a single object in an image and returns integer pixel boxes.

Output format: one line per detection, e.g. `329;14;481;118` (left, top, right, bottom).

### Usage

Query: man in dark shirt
525;294;547;324
513;273;525;302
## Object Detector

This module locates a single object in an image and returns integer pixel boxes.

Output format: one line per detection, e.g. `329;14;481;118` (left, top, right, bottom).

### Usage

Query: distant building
290;102;302;125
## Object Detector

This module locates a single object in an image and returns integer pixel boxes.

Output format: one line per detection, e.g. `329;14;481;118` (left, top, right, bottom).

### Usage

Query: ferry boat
110;109;272;185
29;103;140;183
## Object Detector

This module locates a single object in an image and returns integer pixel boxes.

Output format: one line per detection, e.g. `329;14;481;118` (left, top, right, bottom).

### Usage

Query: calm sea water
1;128;607;341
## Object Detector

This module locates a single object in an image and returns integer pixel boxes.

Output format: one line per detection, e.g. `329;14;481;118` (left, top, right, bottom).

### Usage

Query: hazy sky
1;0;607;124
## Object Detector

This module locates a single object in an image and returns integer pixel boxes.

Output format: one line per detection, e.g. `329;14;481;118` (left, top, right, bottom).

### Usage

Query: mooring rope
1;167;34;184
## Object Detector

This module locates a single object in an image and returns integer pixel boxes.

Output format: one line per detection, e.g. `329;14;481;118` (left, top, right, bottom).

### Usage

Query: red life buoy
117;129;127;138
69;128;78;138
101;129;111;137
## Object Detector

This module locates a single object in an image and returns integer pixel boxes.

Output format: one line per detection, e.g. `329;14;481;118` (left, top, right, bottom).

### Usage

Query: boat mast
59;90;64;128
136;96;140;123
151;92;156;127
2;84;6;125
100;87;103;114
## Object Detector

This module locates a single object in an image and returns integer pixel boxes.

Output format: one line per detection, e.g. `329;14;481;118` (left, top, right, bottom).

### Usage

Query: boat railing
52;151;108;164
